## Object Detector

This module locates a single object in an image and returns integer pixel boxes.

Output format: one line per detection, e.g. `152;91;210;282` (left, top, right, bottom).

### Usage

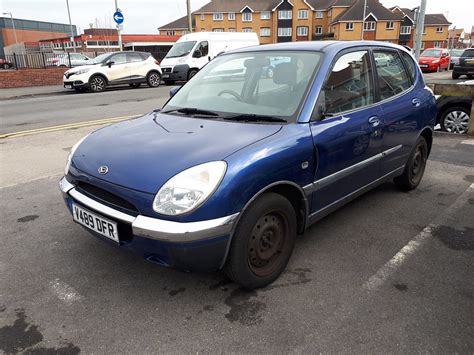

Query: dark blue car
60;41;436;289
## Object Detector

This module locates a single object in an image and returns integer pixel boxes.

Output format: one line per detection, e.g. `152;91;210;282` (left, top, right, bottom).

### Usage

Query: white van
160;32;259;84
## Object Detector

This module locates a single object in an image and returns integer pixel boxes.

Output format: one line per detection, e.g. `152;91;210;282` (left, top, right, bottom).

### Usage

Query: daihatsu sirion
63;51;162;92
60;41;436;289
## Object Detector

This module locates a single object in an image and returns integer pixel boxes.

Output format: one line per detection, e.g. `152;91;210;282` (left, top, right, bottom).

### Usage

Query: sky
1;0;473;35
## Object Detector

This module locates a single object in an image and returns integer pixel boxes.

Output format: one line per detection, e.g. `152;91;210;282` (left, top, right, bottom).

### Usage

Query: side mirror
104;60;114;67
169;86;182;98
193;50;202;58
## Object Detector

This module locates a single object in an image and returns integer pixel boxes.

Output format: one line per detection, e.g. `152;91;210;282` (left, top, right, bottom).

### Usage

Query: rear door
309;49;383;212
105;53;130;83
373;48;420;175
127;52;148;81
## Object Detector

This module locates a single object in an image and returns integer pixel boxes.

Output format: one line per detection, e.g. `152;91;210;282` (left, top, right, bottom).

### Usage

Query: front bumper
419;63;438;71
161;64;190;81
63;80;88;89
59;177;238;271
453;66;474;75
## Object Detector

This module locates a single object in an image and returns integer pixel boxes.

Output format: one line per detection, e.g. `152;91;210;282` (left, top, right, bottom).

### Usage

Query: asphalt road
0;70;466;135
0;129;473;353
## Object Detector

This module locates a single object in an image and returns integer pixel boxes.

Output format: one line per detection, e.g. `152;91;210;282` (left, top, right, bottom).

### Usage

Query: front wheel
394;136;428;191
452;72;460;79
146;72;161;87
440;106;470;134
89;75;107;92
187;69;198;81
224;193;297;289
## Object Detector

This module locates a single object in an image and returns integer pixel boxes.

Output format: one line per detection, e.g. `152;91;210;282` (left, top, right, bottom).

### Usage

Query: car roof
225;40;409;56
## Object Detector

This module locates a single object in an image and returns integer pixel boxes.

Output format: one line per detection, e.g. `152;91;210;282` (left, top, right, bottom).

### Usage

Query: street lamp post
2;12;18;45
361;0;367;40
65;0;76;52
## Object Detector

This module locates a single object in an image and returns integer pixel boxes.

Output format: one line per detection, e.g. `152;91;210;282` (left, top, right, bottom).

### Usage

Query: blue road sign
113;11;124;24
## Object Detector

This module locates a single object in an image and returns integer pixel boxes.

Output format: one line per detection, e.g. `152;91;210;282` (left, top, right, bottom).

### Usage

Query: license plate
419;64;428;68
72;203;119;242
162;74;169;78
65;84;72;89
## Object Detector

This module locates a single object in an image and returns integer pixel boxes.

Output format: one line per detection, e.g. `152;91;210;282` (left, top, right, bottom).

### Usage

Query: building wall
0;67;66;88
337;22;363;40
423;25;449;47
375;21;400;41
292;0;312;41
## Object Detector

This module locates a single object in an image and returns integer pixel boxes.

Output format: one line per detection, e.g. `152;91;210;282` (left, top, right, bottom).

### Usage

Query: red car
418;48;450;72
0;58;14;69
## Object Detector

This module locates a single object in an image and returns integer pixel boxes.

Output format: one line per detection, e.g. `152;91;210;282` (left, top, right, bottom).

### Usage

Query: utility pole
187;0;193;33
2;12;18;45
361;0;367;40
65;0;76;52
115;0;123;51
413;0;427;60
448;25;455;69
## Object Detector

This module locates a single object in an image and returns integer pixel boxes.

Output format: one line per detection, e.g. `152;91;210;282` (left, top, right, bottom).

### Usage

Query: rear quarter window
400;51;417;84
461;49;474;57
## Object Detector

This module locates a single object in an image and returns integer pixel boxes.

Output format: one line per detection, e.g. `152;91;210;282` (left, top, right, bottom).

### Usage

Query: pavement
1;122;473;352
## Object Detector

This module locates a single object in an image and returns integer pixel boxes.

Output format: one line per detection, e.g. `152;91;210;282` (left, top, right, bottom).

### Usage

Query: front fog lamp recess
153;161;227;216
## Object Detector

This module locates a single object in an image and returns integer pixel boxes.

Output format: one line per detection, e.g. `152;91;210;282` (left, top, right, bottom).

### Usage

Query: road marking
49;278;83;305
0;114;142;139
363;183;474;291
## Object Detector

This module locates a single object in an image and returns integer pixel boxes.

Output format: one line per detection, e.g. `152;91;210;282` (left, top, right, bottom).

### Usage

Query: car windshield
461;49;474;57
421;49;441;57
165;41;197;58
90;53;113;64
164;50;322;121
451;49;464;57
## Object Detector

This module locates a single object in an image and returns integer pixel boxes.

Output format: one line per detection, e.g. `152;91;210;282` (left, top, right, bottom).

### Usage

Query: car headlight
177;57;187;64
73;68;90;75
65;134;89;175
153;161;227;216
432;59;440;64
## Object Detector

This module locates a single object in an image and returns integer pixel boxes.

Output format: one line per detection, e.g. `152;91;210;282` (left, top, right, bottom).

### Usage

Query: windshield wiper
224;114;287;123
162;107;220;117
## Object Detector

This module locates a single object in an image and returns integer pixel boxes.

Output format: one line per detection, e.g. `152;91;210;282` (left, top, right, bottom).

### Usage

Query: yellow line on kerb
0;114;142;139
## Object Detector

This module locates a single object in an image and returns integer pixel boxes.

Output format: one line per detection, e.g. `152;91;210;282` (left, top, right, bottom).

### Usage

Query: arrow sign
113;11;124;24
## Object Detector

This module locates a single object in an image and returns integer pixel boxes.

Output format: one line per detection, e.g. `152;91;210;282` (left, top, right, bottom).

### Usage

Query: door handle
368;116;381;127
412;98;421;107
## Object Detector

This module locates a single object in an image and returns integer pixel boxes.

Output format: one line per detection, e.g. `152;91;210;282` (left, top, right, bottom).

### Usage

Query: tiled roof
194;0;280;13
424;13;451;25
159;15;195;30
332;0;402;23
307;0;355;10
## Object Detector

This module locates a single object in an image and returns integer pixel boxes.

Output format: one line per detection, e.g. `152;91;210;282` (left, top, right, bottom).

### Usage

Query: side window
197;41;209;57
400;51;416;84
110;53;127;65
127;52;143;63
320;50;374;115
373;50;411;100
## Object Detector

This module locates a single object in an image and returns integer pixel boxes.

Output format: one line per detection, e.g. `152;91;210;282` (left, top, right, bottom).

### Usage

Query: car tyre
89;75;107;92
2;63;9;69
452;72;460;79
224;192;297;290
436;65;441;72
129;83;141;88
394;136;428;191
440;106;470;134
146;71;161;87
187;69;199;81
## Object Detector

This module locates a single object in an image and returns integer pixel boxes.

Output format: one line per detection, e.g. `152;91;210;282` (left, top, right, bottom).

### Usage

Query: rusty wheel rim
247;211;288;277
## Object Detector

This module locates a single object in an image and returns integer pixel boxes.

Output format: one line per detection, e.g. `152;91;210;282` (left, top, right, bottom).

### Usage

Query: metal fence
0;52;101;70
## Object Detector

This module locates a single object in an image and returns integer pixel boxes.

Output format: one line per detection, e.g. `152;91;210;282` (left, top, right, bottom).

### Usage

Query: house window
297;26;308;36
278;27;292;37
298;9;308;19
212;28;224;32
213;13;223;21
436;26;443;33
386;21;394;30
364;21;375;31
165;30;176;36
278;10;292;20
316;11;323;18
423;27;426;34
229;28;236;32
228;12;235;20
315;26;322;34
434;41;442;47
345;23;354;31
200;14;205;20
242;12;252;22
400;26;411;35
242;28;253;33
260;28;271;37
260;11;271;20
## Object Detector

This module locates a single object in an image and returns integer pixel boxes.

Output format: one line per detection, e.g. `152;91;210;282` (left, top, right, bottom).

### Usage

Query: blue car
60;41;436;289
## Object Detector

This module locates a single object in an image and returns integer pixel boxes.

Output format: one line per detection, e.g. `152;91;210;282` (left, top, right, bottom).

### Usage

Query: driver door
105;53;130;83
191;41;209;69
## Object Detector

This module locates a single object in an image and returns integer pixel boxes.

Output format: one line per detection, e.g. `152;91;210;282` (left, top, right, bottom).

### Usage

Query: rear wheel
224;193;297;289
89;75;106;92
394;136;428;191
146;71;161;87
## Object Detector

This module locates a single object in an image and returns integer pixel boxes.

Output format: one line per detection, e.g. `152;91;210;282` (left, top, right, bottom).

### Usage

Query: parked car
436;80;472;134
60;41;436;289
418;48;450;72
62;51;162;92
449;48;465;69
46;53;91;67
452;48;474;79
0;58;13;69
160;32;259;85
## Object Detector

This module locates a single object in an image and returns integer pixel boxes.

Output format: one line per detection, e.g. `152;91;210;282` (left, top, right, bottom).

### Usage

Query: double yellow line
0;114;142;139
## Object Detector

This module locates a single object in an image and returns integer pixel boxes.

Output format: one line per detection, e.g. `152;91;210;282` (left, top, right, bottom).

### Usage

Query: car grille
162;67;172;73
76;182;139;216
